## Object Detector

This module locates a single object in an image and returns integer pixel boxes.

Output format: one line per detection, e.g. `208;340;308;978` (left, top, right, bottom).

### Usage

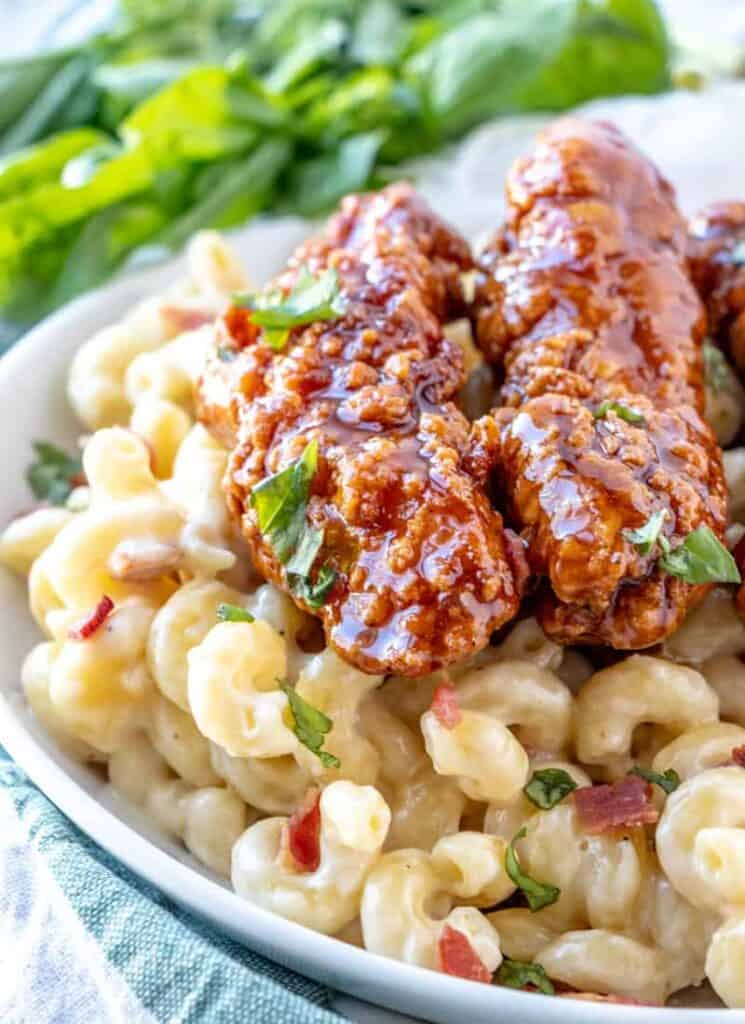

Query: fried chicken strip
688;202;745;620
688;201;745;374
198;184;526;676
470;119;727;649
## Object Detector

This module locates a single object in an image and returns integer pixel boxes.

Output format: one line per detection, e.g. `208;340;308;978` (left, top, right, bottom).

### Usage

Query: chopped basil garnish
251;440;319;564
505;828;560;912
657;525;740;585
703;340;732;393
630;765;680;795
623;509;666;556
290;565;337;609
233;265;346;351
280;681;340;769
731;239;745;267
216;603;254;623
285;524;324;577
27;441;84;506
250;440;336;607
523;768;577;810
495;958;555;995
593;400;646;426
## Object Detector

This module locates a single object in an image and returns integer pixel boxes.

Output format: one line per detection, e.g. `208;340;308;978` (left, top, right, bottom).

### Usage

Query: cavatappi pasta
6;231;745;1009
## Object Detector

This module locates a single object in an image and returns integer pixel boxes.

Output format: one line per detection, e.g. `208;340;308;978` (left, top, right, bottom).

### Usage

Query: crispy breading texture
470;118;727;649
197;184;526;676
688;201;745;373
689;201;745;624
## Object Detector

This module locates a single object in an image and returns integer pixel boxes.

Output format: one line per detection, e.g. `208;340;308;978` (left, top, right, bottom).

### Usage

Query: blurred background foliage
0;0;679;327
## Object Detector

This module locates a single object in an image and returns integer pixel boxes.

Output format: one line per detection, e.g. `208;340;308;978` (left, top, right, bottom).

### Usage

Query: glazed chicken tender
197;184;526;676
470;119;729;649
688;201;745;618
689;201;745;374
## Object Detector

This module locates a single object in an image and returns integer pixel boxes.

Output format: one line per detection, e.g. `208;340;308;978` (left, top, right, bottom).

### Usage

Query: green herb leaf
250;440;336;608
495;958;555;995
290;564;337;609
593;399;646;426
658;525;741;585
280;681;340;769
505;827;560;912
523;768;577;810
216;603;254;623
234;265;346;351
731;239;745;267
285;525;324;578
250;439;319;564
703;340;733;394
623;509;666;556
287;130;383;218
630;765;680;795
0;127;107;201
27;441;83;506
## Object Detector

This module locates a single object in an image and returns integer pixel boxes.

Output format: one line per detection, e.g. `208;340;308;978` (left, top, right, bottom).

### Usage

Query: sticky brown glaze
688;201;745;373
688;204;745;624
197;183;527;676
470;118;727;649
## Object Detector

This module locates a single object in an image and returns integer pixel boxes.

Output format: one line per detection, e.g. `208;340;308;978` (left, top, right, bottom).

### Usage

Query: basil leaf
630;765;680;795
285;525;324;578
658;525;741;585
505;828;560;912
234;265;346;351
349;0;406;66
731;239;745;267
593;399;646;426
623;509;666;556
288;130;384;219
495;958;555;995
27;440;83;506
251;441;336;609
216;603;254;623
290;564;337;609
703;340;733;394
280;681;340;769
0;127;106;202
250;440;318;565
523;768;577;810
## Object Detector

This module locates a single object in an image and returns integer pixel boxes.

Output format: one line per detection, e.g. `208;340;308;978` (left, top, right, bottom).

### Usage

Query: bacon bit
431;681;461;729
68;595;114;640
160;304;214;333
560;992;660;1006
438;924;492;983
282;788;321;873
223;307;261;349
573;775;658;834
108;540;182;582
732;745;745;767
68;471;88;489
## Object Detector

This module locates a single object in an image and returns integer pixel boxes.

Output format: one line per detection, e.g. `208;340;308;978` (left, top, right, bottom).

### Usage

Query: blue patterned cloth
0;747;345;1024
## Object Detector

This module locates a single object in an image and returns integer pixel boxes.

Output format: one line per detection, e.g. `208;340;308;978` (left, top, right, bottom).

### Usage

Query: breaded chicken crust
470;119;727;649
198;184;526;676
688;201;745;374
688;201;745;621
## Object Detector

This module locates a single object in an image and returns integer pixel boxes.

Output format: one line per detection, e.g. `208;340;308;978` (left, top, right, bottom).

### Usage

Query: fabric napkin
0;746;345;1024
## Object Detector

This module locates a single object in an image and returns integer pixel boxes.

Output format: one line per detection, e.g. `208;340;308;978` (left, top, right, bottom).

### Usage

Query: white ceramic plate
3;85;745;1022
